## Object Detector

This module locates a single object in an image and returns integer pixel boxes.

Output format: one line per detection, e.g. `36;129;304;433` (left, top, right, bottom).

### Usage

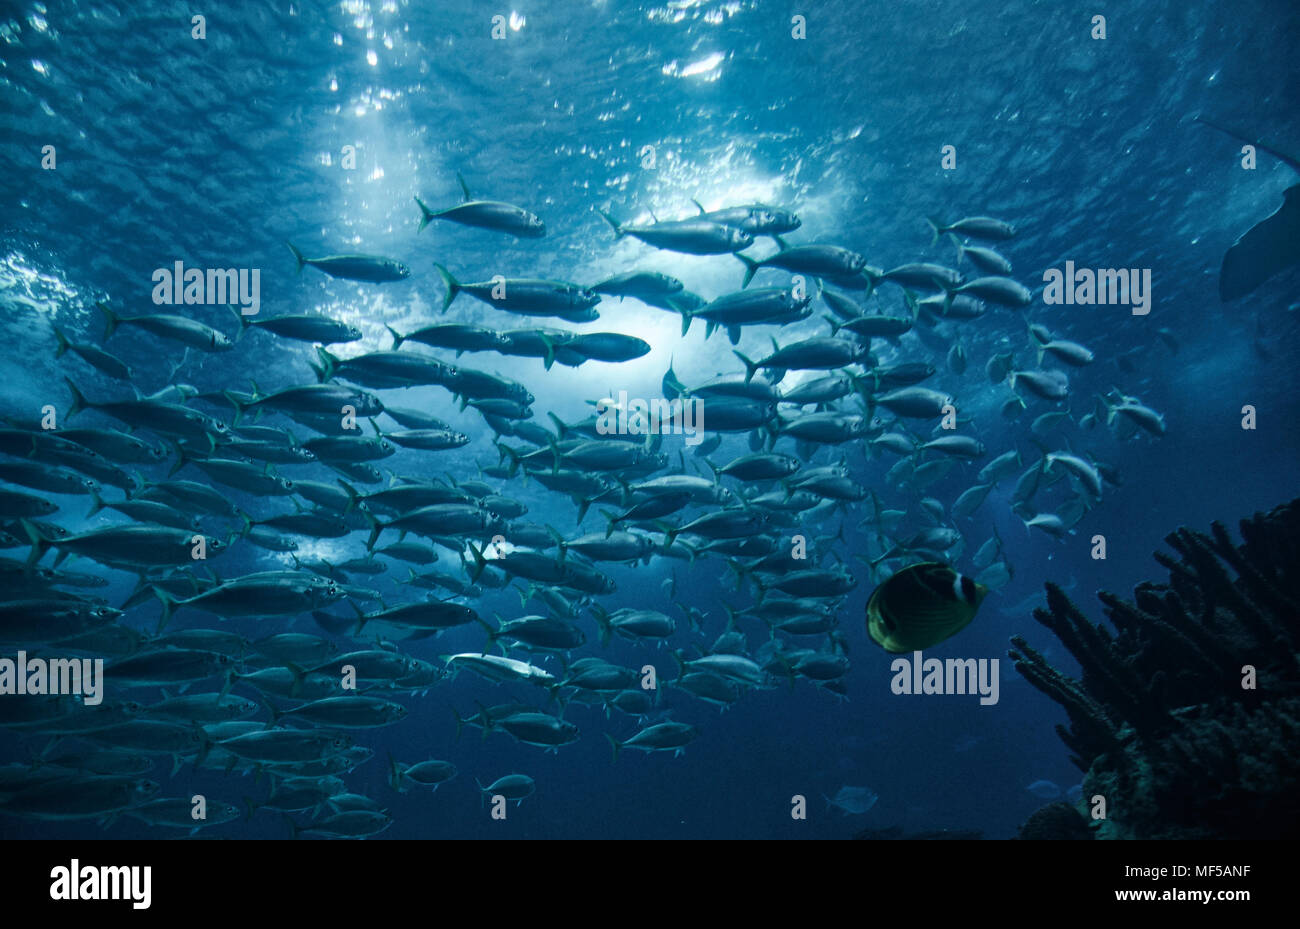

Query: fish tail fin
167;441;191;479
546;411;569;440
671;648;689;682
456;171;472;202
52;325;71;359
926;216;944;247
20;518;51;568
595;208;624;239
733;351;759;384
386;325;405;350
64;376;91;419
315;346;339;382
680;306;693;337
736;253;760;288
414;196;435;233
902;289;921;322
230;305;251;341
725;559;751;593
86;487;107;519
285;241;307;274
151;585;177;633
190;727;211;771
434;263;461;312
260;695;284;728
96;301;121;340
823;313;842;336
591;603;611;648
467;540;487;582
496;442;521;477
363;513;383;552
474;700;494;739
478;618;498;654
949;233;965;264
348;598;368;637
387;751;404;792
1099;393;1119;426
604;731;622;763
283;662;307;700
222;390;249;428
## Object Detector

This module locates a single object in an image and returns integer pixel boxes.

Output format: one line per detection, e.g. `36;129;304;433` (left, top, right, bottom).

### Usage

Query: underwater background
1;0;1298;839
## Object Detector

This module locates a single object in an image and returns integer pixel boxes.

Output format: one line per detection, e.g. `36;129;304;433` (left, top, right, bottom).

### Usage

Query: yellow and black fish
865;562;987;652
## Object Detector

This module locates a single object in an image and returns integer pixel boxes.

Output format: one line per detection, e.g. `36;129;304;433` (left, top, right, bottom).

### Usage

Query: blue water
1;0;1298;839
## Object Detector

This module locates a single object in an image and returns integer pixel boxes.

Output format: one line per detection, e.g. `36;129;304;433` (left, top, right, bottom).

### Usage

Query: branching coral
1009;498;1300;839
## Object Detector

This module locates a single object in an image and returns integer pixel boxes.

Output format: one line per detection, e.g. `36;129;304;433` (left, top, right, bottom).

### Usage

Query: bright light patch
366;49;378;66
509;11;525;30
691;176;782;213
1;249;83;314
680;52;724;78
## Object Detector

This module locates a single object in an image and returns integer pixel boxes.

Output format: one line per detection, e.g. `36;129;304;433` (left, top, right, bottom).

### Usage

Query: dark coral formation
1009;498;1300;839
1017;802;1093;840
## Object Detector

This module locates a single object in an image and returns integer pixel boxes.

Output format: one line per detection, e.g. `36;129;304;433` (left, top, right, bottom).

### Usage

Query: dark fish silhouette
1196;116;1300;301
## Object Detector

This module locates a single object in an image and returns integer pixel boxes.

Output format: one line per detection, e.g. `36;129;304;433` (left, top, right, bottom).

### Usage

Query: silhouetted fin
1220;187;1300;301
1195;116;1300;173
1196;116;1300;301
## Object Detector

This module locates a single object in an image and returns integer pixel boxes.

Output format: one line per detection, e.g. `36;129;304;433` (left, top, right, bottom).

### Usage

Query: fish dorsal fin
1195;116;1300;175
457;172;473;202
691;198;706;215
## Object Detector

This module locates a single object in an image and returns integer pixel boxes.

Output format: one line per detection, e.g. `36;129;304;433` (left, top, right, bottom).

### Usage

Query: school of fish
0;173;1166;838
